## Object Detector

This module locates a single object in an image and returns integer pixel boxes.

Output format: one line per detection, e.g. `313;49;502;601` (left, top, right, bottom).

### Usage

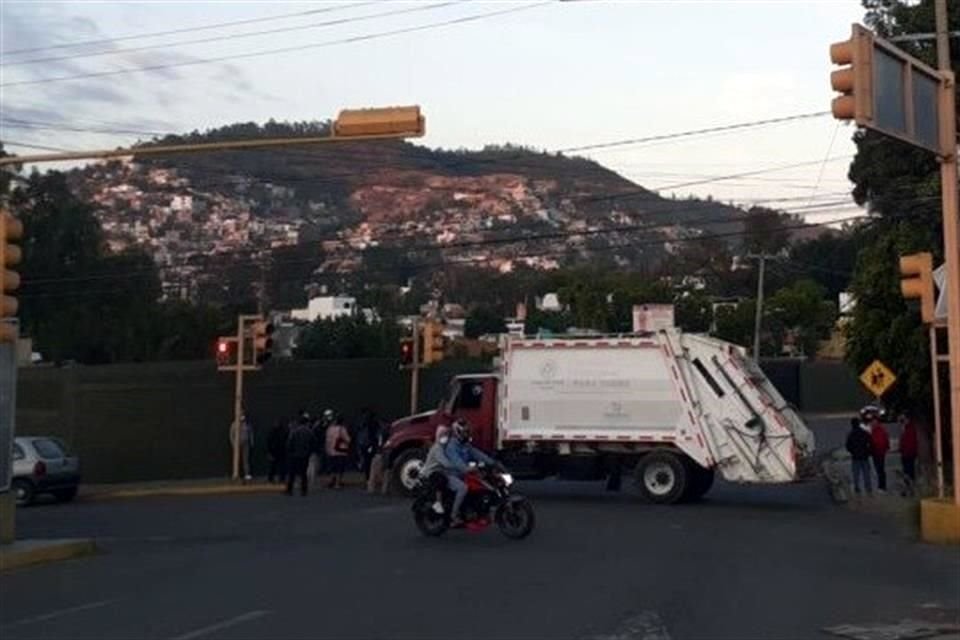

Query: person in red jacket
898;413;919;492
868;409;891;493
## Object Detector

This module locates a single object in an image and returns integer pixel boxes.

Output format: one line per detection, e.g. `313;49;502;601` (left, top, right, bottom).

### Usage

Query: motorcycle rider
419;426;453;512
445;419;498;526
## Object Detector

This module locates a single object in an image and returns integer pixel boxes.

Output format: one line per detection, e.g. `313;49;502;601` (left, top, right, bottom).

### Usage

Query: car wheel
12;479;34;507
635;451;688;504
391;448;426;496
53;487;78;502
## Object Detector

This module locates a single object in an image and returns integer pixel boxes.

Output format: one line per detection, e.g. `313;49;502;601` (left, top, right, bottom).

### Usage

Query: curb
83;484;279;501
0;539;96;572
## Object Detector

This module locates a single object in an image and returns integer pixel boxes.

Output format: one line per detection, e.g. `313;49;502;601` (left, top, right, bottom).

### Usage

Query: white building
290;296;357;323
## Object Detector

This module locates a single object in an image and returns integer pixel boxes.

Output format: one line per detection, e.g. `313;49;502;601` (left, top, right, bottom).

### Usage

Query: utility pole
410;318;421;415
747;254;774;361
933;0;960;506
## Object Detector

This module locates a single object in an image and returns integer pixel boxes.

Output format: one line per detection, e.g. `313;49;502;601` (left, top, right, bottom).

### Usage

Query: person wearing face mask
419;426;454;512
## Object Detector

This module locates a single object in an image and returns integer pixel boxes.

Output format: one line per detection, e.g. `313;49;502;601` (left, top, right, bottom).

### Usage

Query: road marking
169;610;271;640
1;599;119;628
587;611;672;640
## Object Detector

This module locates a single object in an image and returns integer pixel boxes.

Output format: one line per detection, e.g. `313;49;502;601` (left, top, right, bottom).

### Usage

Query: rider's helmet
859;405;878;422
451;419;470;442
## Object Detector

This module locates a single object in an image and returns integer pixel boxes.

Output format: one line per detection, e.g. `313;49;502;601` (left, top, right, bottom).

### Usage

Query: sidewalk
81;473;367;501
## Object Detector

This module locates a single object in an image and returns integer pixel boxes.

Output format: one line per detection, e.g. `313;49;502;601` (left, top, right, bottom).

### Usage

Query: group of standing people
845;407;918;496
263;407;385;497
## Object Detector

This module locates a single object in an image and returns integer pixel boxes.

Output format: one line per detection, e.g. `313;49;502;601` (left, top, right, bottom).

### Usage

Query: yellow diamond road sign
860;359;897;398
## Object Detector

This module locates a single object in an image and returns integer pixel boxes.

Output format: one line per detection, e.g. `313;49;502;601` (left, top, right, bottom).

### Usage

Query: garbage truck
381;330;815;504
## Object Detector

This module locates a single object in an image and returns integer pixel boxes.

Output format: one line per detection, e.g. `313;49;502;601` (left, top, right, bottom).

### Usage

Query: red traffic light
400;337;415;366
218;341;229;354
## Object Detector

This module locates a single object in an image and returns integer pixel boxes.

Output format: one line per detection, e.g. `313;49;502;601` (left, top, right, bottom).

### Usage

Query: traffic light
252;318;274;365
422;320;445;365
216;338;236;368
829;24;873;122
334;105;425;138
899;252;935;324
0;210;23;344
400;337;415;367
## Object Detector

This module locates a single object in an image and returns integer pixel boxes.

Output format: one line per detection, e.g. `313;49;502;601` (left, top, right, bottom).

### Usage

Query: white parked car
12;436;81;506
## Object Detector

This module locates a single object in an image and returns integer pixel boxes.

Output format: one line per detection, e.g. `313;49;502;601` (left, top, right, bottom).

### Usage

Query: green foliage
674;292;711;333
294;316;401;359
766;279;837;357
713;301;756;350
743;207;792;255
464;307;506;339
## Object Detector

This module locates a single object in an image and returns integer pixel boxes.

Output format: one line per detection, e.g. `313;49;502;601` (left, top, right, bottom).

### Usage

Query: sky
0;0;868;223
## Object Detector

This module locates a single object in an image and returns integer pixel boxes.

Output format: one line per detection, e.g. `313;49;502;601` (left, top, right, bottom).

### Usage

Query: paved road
1;419;958;640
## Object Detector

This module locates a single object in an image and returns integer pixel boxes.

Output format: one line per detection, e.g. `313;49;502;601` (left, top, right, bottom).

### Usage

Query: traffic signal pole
934;0;960;506
410;318;420;415
232;315;246;481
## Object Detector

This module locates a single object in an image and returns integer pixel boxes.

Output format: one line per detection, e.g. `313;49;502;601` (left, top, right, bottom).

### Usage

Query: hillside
64;121;752;306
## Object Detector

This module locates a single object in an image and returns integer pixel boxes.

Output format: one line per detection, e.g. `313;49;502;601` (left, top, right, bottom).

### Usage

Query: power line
0;2;553;88
561;112;829;154
1;2;463;68
0;1;379;57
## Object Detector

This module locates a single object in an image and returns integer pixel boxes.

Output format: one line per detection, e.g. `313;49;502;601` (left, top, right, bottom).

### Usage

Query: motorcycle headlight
501;473;514;487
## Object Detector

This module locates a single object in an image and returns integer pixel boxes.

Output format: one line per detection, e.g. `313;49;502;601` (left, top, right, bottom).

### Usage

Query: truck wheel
392;448;427;496
683;464;715;502
635;451;688;504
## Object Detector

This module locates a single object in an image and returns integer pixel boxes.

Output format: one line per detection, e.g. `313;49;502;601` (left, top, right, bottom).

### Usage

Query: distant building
290;296;356;323
537;293;562;312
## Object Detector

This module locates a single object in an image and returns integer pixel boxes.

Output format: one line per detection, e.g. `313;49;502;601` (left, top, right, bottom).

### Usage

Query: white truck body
497;330;815;484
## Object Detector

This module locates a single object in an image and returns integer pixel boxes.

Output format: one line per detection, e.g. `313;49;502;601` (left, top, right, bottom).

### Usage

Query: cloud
0;3;262;130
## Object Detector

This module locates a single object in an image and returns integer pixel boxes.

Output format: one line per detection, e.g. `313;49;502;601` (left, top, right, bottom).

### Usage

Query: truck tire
683;463;715;502
635;451;688;504
391;448;427;497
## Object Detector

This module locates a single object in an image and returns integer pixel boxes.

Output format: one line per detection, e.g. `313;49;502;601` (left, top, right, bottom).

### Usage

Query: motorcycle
411;463;535;539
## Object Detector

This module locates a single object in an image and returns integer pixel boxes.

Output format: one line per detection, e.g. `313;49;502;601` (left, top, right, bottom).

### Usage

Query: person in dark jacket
266;419;289;484
846;417;873;495
355;408;384;480
286;414;316;497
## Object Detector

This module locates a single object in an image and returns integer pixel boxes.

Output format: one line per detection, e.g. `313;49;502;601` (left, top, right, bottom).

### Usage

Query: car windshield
32;438;66;460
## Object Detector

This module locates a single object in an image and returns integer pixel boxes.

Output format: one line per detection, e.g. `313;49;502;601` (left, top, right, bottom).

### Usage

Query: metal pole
752;255;766;361
232;315;245;481
934;0;960;506
0;335;17;544
930;325;945;498
410;318;420;415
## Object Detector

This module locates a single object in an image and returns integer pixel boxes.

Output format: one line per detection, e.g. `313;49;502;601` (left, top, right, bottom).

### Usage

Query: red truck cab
382;374;497;493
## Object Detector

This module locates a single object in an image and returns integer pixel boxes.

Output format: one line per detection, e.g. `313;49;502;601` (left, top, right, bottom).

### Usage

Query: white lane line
169;610;271;640
1;598;120;628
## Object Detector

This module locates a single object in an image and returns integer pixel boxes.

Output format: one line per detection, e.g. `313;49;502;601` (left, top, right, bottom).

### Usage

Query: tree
766;279;837;357
713;301;756;350
294;316;401;359
464;306;506;338
674;291;711;333
742;207;791;255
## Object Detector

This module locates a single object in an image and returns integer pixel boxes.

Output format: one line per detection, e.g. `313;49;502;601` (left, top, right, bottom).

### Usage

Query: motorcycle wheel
413;498;449;537
495;498;535;540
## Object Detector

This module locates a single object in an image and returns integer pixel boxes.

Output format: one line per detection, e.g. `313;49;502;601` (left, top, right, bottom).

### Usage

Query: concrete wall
15;357;864;484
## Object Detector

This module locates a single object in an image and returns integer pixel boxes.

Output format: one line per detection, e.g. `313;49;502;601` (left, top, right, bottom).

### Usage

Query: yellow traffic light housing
829;25;874;123
422;320;445;365
333;105;425;138
0;210;23;344
899;252;935;324
252;319;275;365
